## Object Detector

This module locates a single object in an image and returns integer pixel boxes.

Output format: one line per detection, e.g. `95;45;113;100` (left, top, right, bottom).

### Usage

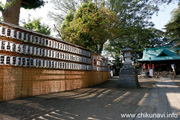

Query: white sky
1;0;179;32
150;2;178;30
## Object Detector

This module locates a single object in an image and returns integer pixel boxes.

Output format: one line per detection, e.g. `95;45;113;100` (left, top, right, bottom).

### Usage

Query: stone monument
118;48;140;88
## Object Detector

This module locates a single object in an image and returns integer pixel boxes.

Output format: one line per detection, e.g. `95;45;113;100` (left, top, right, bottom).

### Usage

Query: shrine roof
137;46;180;62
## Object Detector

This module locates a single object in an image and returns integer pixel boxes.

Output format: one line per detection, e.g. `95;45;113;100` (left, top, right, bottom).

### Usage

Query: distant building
137;47;180;75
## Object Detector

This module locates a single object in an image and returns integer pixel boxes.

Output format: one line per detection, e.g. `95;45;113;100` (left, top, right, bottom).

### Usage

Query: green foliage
48;0;79;28
50;0;179;60
104;28;172;61
61;2;119;54
49;0;102;28
165;4;180;54
22;17;51;35
0;0;45;11
166;5;180;42
21;0;45;9
61;10;74;30
0;0;17;11
0;16;3;21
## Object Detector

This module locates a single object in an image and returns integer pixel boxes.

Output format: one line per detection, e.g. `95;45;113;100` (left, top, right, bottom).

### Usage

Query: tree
48;0;96;30
0;0;45;25
61;2;119;54
48;0;79;28
165;4;180;54
166;4;180;43
49;0;178;27
21;16;51;35
104;28;172;62
49;0;179;56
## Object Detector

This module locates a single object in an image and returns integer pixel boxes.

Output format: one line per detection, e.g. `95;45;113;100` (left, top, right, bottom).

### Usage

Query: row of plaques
97;67;108;71
97;61;108;67
0;39;91;64
0;26;91;57
0;54;92;70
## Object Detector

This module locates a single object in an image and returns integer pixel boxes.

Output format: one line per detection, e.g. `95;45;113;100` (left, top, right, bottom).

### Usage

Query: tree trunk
2;0;22;25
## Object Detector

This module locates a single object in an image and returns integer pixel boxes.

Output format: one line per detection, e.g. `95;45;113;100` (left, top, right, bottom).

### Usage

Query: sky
1;0;179;32
150;2;178;30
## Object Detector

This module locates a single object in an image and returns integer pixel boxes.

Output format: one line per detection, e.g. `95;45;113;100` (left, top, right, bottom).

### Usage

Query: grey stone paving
130;78;180;120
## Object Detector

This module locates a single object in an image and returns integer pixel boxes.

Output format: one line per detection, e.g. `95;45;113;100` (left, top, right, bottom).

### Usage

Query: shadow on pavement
0;77;179;120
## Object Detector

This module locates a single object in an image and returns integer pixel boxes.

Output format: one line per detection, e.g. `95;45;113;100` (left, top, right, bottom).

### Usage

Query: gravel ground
0;76;159;120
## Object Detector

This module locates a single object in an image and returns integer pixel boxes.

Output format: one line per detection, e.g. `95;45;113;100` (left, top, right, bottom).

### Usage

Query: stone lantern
118;48;140;88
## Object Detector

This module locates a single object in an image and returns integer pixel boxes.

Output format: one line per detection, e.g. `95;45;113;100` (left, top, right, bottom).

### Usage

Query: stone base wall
0;66;109;101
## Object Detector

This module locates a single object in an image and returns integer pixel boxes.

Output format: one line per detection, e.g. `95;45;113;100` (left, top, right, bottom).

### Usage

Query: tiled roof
137;46;180;62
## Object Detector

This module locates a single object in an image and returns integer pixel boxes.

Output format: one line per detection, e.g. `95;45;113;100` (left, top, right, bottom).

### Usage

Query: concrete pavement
131;78;180;120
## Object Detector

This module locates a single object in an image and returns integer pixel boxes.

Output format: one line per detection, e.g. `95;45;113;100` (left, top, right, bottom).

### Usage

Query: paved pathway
130;78;180;120
0;77;180;120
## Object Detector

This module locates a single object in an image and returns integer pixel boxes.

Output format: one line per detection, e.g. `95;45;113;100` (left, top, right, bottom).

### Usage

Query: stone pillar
118;48;140;88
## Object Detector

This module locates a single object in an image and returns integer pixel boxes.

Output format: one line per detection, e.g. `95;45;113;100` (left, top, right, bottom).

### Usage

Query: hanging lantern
11;29;17;39
35;36;40;45
30;35;34;43
40;59;44;68
35;59;39;68
16;57;22;66
62;44;65;51
33;59;37;67
37;48;41;56
20;32;25;41
26;58;29;67
26;34;30;43
25;45;29;54
48;40;52;48
23;32;27;42
10;56;16;66
49;50;52;58
45;39;48;46
21;57;26;66
53;41;56;48
29;46;33;55
33;47;37;56
48;60;51;68
57;52;60;59
65;45;67;51
44;49;47;57
56;42;59;49
5;41;11;51
19;44;23;53
52;50;55;58
10;42;16;52
47;60;50;68
40;48;44;56
0;40;5;51
29;58;33;67
54;61;57;69
0;55;5;65
0;26;6;36
43;60;46;68
30;34;33;43
22;44;26;54
6;28;11;37
40;38;45;46
59;43;62;50
59;52;62;59
17;31;22;40
16;43;21;53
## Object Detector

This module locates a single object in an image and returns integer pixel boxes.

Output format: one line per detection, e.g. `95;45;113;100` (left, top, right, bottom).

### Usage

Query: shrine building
137;46;180;75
